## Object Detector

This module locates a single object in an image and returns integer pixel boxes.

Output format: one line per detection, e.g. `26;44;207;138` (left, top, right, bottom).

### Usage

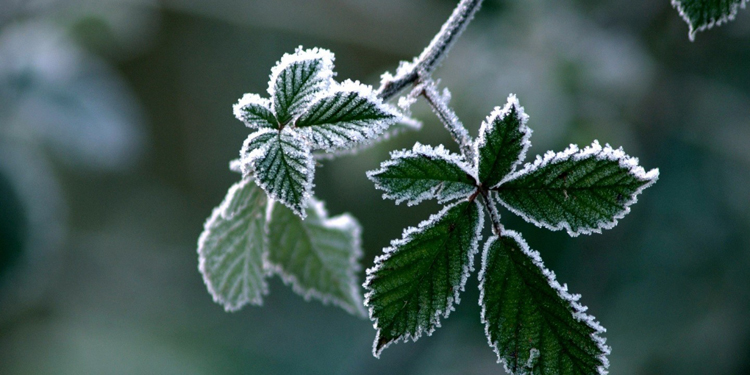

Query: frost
233;93;277;129
367;142;477;206
478;231;610;374
268;46;335;125
198;179;269;311
267;198;366;316
364;200;484;357
474;94;532;187
494;140;659;236
245;128;314;218
295;80;400;152
672;0;748;41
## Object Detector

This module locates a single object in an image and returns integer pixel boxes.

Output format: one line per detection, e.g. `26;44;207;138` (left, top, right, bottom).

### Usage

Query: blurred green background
1;0;749;374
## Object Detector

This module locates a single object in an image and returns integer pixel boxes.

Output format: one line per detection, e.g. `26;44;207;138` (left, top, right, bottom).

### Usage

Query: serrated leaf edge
495;140;659;237
364;199;485;358
473;93;532;184
267;46;335;100
672;0;748;41
265;198;367;317
197;179;269;312
478;231;611;374
367;142;477;206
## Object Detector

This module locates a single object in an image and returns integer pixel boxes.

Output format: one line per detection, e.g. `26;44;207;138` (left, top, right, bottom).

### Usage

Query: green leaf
198;179;269;311
475;94;532;188
244;128;314;218
233;93;278;129
270;47;334;125
479;231;610;375
494;141;659;236
367;143;477;206
267;198;366;316
295;81;399;152
364;200;484;357
672;0;748;40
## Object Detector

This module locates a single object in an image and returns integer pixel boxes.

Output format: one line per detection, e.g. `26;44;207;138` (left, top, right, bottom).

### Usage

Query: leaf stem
376;0;484;101
480;189;503;236
420;80;475;161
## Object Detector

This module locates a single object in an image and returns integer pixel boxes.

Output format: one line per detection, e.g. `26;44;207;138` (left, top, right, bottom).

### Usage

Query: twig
376;0;484;101
420;79;474;161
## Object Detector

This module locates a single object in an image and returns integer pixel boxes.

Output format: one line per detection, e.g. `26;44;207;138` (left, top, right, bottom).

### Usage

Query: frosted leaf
312;115;422;161
494;141;659;236
367;143;477;206
475;94;532;188
364;200;484;357
269;46;334;125
267;198;366;317
479;231;610;375
198;179;269;311
244;127;314;218
233;93;278;129
295;80;400;152
229;158;242;174
672;0;748;41
239;128;278;172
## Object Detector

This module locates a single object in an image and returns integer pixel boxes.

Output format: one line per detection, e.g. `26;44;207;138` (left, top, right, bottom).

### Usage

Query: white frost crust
366;142;477;206
264;198;367;317
495;140;660;237
364;200;485;358
197;178;269;311
229;158;242;174
672;0;748;41
296;79;402;153
478;231;611;374
473;93;532;179
233;93;275;129
267;45;335;102
244;127;315;219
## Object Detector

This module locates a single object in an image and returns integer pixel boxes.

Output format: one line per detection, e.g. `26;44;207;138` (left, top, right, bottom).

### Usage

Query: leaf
267;198;366;317
367;143;477;206
672;0;748;40
295;81;400;152
269;47;334;125
364;200;484;357
238;128;278;175
494;141;659;236
233;93;278;129
198;179;269;311
479;231;610;375
244;128;314;218
475;94;532;188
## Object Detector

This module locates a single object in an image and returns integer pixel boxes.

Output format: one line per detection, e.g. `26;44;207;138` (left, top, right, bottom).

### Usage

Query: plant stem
376;0;484;101
420;80;474;161
481;190;503;235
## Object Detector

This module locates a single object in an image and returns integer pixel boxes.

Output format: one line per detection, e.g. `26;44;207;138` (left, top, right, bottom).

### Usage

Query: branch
376;0;484;101
420;80;474;161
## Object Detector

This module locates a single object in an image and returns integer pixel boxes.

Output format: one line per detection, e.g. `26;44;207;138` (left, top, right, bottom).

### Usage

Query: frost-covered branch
376;0;483;101
420;80;474;161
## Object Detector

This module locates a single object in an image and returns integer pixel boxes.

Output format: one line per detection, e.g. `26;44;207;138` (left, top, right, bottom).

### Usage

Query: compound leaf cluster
365;94;658;374
234;47;399;218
